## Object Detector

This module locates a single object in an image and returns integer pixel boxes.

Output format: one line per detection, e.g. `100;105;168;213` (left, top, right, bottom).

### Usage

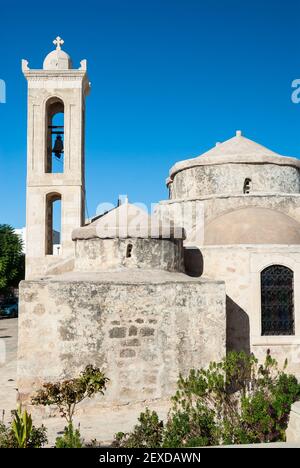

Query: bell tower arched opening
45;193;62;255
45;97;64;174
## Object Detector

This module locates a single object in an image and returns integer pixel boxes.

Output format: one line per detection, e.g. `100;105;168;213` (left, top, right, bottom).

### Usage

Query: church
18;38;300;415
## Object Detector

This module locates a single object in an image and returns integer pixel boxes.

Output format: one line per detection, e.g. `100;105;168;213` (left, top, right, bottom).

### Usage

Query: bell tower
22;37;90;279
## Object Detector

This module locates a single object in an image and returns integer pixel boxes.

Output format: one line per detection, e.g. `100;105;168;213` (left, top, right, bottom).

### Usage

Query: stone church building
18;39;300;413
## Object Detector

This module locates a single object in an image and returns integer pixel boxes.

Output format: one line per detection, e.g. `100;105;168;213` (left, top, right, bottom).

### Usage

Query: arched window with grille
261;265;294;336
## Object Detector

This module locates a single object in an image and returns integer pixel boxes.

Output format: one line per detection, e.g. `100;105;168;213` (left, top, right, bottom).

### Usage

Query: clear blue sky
1;0;300;228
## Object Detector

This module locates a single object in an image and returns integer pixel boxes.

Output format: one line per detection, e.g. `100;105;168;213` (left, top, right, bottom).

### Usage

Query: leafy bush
32;365;109;425
55;423;83;448
0;409;47;448
27;424;48;448
115;351;300;448
114;409;164;448
163;404;217;448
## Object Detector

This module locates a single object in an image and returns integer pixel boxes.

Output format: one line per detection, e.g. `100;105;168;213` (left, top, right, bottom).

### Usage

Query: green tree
0;224;25;294
32;365;109;425
32;365;109;448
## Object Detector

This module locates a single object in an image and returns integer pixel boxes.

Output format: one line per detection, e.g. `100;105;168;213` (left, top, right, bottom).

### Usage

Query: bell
52;135;64;158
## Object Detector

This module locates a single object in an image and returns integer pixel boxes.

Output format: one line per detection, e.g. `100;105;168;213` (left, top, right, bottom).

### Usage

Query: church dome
72;202;184;240
72;202;185;273
170;131;300;176
168;131;300;199
43;37;72;70
204;207;300;245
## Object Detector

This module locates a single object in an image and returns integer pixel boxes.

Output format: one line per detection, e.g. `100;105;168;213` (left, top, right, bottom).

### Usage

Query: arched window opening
126;244;133;258
46;193;61;255
45;98;64;173
243;178;252;194
261;265;294;336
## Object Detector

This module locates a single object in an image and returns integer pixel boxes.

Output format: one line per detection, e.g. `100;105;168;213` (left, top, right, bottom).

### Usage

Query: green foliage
0;224;24;293
166;350;300;446
26;424;48;448
55;423;83;448
32;365;109;424
115;351;300;448
163;404;217;448
0;421;18;448
114;409;164;448
11;406;33;448
0;410;47;448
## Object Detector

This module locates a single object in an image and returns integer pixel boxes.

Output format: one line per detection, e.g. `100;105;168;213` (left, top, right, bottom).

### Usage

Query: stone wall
198;245;300;378
170;163;300;199
18;273;226;410
74;238;185;272
156;194;300;244
203;193;300;224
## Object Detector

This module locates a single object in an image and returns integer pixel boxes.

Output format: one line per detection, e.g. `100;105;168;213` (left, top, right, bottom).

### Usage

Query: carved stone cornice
22;69;91;95
23;70;88;80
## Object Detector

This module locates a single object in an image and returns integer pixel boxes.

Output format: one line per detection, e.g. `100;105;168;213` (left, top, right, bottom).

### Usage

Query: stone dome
168;132;300;199
43;49;72;70
43;37;72;70
72;203;185;273
72;203;184;240
204;207;300;245
170;131;300;176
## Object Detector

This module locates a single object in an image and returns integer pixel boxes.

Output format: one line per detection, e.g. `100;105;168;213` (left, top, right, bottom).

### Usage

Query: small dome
43;36;72;70
72;203;184;240
169;132;300;181
72;203;185;273
204;208;300;245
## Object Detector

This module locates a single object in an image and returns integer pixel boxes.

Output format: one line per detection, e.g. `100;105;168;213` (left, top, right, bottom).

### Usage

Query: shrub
114;409;164;448
32;365;109;425
0;409;47;448
0;422;17;448
115;351;300;448
27;424;48;448
163;404;217;448
55;423;83;448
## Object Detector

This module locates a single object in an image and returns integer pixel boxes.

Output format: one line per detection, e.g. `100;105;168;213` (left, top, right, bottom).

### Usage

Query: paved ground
0;318;18;421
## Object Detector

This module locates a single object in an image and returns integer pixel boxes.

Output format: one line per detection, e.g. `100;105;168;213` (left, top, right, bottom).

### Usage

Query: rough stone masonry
18;270;226;411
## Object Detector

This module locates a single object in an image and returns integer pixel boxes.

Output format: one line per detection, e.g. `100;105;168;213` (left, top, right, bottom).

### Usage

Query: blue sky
1;0;300;228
